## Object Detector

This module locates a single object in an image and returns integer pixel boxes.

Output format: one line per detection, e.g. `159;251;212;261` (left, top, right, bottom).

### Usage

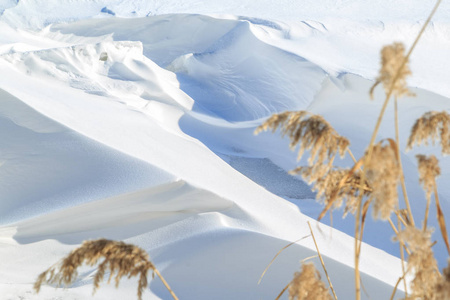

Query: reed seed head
395;226;440;299
371;42;413;99
408;111;450;155
289;263;332;300
416;154;440;199
256;111;349;180
364;141;400;220
34;239;155;300
292;167;370;216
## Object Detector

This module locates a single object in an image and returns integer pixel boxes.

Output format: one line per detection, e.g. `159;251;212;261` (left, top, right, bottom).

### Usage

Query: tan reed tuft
435;260;450;300
407;111;450;155
363;140;400;220
395;226;441;299
292;166;370;217
34;239;163;300
417;154;441;198
256;111;349;181
370;42;413;99
416;154;441;230
289;263;333;300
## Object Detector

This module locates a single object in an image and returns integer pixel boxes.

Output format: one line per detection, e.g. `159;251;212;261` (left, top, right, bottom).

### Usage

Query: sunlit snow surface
1;1;450;299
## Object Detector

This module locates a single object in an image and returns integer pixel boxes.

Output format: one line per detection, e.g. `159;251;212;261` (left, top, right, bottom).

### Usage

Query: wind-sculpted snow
1;0;450;28
0;88;176;225
10;180;235;243
48;16;326;121
0;3;449;299
167;21;325;121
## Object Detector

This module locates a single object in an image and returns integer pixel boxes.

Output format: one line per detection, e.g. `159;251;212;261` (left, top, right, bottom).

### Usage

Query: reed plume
255;111;349;182
395;226;441;299
364;140;400;220
416;154;440;231
435;260;450;300
289;263;332;300
34;239;177;300
293;166;370;216
407;111;450;155
370;42;413;99
417;154;440;198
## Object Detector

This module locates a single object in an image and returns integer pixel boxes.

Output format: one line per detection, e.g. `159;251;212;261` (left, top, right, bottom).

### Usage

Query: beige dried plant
417;154;441;231
34;239;176;300
435;260;450;300
289;263;332;300
395;226;441;299
255;111;349;181
370;42;413;99
364;140;400;220
407;111;450;155
417;154;440;200
292;166;370;216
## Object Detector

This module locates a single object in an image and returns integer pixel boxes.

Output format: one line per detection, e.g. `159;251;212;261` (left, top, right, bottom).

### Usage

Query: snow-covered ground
1;1;449;299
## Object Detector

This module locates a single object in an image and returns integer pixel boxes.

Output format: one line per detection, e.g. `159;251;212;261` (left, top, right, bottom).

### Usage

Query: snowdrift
1;1;450;299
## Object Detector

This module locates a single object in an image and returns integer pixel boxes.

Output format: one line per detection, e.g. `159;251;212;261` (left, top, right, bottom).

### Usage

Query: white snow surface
1;1;450;299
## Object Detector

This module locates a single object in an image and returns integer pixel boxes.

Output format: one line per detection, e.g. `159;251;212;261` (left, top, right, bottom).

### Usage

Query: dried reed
34;239;178;300
364;140;400;220
416;154;440;230
394;98;415;226
434;187;450;255
408;111;450;155
435;260;450;299
308;221;338;300
395;226;441;299
370;43;413;99
258;235;311;285
294;166;370;217
288;263;333;300
417;154;441;198
255;2;444;299
255;111;349;181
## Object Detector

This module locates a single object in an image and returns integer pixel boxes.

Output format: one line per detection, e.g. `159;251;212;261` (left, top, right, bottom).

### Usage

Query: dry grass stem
276;281;292;300
256;111;349;181
370;43;413;99
308;221;338;300
408;111;450;155
289;263;333;300
258;235;311;285
434;187;450;255
390;274;407;300
34;239;178;300
395;226;441;299
358;201;371;247
394;98;415;226
301;255;319;263
364;140;401;220
397;209;412;227
397;216;409;296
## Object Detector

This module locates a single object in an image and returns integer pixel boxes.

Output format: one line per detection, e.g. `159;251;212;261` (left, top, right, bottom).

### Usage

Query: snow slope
1;1;449;299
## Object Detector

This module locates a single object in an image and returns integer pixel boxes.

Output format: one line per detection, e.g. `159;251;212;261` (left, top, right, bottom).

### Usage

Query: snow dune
1;1;450;299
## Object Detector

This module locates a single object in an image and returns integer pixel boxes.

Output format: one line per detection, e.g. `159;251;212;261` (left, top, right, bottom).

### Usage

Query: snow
1;1;449;299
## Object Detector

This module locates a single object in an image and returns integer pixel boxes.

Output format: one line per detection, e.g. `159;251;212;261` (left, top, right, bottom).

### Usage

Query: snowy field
1;1;450;299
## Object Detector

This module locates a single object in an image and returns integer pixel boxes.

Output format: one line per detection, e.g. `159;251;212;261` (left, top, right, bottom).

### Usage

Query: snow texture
1;1;450;299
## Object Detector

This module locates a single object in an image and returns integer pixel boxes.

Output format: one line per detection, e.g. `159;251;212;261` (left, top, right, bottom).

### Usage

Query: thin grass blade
258;235;310;285
435;187;450;255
